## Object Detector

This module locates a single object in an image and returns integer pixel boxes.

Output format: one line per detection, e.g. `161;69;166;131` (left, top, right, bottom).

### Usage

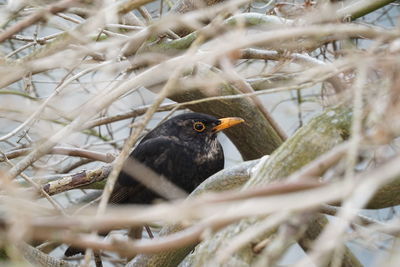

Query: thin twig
0;0;82;43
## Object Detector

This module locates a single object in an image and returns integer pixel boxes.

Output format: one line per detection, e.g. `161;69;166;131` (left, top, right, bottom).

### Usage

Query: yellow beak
212;117;245;132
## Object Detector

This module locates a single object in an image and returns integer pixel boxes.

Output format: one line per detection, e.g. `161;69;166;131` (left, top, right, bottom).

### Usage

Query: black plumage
64;112;243;256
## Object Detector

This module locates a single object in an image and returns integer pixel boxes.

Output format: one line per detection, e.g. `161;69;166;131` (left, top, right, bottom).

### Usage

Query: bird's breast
194;138;222;165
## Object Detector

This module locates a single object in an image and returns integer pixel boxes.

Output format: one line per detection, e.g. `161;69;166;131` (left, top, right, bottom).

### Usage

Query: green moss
248;106;351;187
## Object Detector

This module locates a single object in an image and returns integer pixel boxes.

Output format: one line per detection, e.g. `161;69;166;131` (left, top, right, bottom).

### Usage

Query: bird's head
154;113;244;142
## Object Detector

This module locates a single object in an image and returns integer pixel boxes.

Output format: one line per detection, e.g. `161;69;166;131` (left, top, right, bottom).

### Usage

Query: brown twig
18;181;348;258
1;147;115;163
0;151;67;215
219;56;288;141
0;0;83;44
83;102;183;129
240;48;347;93
27;181;328;232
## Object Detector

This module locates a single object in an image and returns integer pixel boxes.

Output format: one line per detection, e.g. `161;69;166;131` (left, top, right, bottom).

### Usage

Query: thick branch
168;64;284;160
41;165;111;196
337;0;396;20
181;107;351;266
17;242;77;267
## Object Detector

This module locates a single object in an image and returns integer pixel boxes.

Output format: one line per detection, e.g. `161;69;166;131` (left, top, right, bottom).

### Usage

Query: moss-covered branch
179;107;351;266
17;242;77;267
337;0;396;20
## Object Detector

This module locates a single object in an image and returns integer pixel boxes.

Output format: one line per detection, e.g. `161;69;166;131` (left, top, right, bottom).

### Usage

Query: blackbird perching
64;112;244;256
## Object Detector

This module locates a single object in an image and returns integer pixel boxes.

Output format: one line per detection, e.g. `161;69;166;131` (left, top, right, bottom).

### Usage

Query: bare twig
0;0;83;43
1;147;115;163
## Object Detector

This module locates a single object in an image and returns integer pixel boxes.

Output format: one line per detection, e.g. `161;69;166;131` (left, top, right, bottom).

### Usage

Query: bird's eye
193;121;206;132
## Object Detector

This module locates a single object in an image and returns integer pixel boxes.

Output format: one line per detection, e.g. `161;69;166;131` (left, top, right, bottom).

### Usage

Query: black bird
64;112;244;256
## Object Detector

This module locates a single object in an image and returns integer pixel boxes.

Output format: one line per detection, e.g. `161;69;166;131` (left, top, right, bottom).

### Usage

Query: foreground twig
0;0;84;43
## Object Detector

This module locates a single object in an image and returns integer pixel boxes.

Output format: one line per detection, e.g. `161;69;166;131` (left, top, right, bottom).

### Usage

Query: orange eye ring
193;121;206;132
